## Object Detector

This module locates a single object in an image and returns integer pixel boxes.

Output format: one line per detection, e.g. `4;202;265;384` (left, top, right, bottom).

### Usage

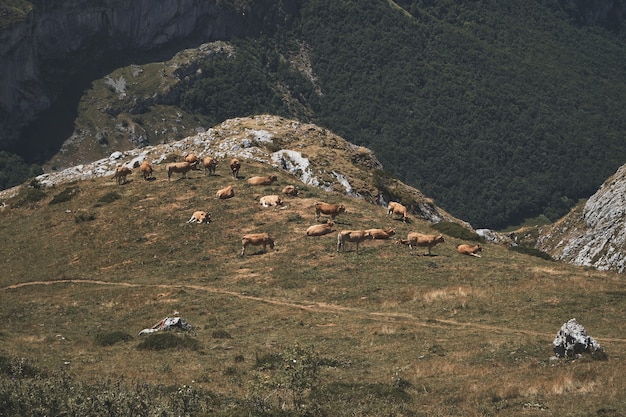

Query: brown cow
184;153;200;169
139;161;153;180
166;162;193;181
216;185;234;199
282;185;299;196
114;166;132;185
306;220;335;237
230;158;241;179
203;156;219;176
259;195;283;207
387;201;408;222
337;230;373;253
314;202;346;221
241;233;275;256
457;244;482;257
247;175;278;186
397;232;445;256
186;211;211;224
364;228;396;240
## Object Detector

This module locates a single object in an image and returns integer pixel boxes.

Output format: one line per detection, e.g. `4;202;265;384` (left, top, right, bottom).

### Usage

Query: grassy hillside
1;153;625;415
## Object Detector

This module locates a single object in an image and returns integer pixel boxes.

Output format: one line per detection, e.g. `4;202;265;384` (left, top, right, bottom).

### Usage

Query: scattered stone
552;318;606;359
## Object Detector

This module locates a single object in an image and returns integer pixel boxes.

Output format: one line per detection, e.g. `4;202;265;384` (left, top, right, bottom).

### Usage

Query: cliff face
0;0;260;147
536;163;626;272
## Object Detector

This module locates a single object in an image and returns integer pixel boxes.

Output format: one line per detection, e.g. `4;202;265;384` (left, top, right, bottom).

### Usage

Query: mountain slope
0;115;455;225
1;115;626;417
536;162;626;272
2;0;626;229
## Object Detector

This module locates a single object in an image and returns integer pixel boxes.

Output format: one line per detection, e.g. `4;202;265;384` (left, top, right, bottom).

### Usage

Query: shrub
508;245;553;260
49;186;80;205
94;331;134;347
74;213;96;223
136;333;201;351
95;191;121;206
431;221;482;241
11;187;47;208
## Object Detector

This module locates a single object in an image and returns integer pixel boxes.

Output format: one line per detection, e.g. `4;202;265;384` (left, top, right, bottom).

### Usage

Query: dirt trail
5;279;626;344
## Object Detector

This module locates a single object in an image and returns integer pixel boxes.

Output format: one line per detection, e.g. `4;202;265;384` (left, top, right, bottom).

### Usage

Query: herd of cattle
113;154;483;258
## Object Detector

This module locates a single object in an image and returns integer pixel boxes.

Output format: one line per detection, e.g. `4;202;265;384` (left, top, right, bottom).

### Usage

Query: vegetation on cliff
2;0;626;229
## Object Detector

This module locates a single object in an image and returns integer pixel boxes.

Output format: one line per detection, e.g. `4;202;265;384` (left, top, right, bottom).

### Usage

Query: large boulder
552;318;605;359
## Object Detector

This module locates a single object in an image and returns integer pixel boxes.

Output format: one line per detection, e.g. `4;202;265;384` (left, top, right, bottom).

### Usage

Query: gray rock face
0;0;258;147
537;163;626;272
552;318;603;358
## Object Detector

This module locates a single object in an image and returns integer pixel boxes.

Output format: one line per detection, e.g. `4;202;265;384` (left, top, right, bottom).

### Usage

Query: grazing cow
259;194;283;207
306;220;335;237
186;211;211;224
241;233;275;256
337;230;373;253
457;244;482;257
114;166;132;185
184;153;200;169
139;161;153;180
247;175;278;186
315;202;346;221
230;158;241;179
282;185;299;196
364;228;396;240
216;185;234;199
397;232;445;256
203;156;219;176
166;162;193;181
387;201;408;222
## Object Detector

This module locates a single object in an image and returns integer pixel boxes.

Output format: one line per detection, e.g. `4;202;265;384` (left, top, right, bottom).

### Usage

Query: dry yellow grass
0;156;625;416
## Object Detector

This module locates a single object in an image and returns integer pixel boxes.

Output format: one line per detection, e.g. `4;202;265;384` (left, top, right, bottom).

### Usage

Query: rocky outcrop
0;115;456;225
0;0;287;148
552;318;604;359
536;163;626;272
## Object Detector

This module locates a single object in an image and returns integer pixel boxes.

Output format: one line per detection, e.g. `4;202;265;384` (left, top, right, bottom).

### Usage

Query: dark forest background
2;0;626;229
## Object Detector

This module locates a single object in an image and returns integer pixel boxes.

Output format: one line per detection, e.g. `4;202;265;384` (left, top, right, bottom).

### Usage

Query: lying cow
259;194;283;207
230;158;241;179
166;162;193;181
139;161;153;180
315;202;346;221
186;211;211;224
216;185;234;199
203;156;219;176
387;201;408;222
184;153;200;169
247;175;278;186
241;233;275;256
457;243;482;257
282;185;299;196
114;166;132;185
337;230;373;253
397;232;445;256
306;220;335;237
364;228;396;239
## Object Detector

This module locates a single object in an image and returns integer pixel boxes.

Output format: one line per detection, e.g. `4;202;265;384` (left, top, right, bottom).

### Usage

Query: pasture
1;160;625;416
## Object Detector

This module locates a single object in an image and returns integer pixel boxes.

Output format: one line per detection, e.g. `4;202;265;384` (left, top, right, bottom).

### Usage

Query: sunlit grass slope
1;159;625;416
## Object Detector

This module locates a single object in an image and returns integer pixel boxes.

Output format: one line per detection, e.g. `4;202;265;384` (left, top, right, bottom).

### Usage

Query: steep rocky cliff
0;0;284;148
536;162;626;272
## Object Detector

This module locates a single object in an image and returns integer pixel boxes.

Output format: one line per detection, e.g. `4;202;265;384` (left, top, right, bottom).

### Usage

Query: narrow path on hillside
5;279;626;344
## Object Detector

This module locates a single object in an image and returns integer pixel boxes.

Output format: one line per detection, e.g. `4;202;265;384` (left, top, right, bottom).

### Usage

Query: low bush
431;221;482;241
49;186;79;205
136;333;201;351
94;331;133;347
508;245;553;260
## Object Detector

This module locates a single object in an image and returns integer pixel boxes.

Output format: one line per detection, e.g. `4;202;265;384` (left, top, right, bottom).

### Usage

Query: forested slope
2;0;626;229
